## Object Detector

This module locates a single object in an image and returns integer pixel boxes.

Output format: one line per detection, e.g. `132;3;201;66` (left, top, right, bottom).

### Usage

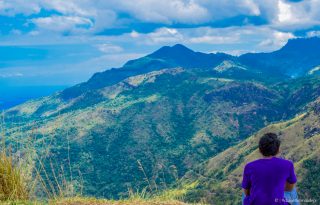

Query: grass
0;147;203;205
0;198;200;205
0;148;29;201
0;112;205;205
50;197;193;205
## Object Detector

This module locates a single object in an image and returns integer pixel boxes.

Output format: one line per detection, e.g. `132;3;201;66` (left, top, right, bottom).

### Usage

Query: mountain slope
3;37;320;200
239;37;320;77
60;44;233;100
61;37;320;101
5;67;290;198
181;100;320;204
5;69;320;199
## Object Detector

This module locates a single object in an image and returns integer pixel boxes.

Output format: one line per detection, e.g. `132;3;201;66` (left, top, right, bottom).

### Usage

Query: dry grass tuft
0;149;29;201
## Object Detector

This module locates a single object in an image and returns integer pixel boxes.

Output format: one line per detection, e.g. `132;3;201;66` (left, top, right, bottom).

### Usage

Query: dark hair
259;133;280;156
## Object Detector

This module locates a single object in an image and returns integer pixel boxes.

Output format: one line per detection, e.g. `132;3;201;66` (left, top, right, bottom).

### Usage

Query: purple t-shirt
242;157;297;205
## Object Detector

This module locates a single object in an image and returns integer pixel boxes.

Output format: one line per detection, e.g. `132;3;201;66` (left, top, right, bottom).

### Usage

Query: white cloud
186;27;241;44
40;0;92;16
0;0;262;26
31;15;93;33
189;35;237;44
274;31;295;43
141;28;184;45
112;0;210;24
198;0;261;20
0;0;41;16
128;27;240;46
184;26;296;52
2;0;320;35
267;0;320;30
113;25;296;53
130;31;140;38
258;30;295;48
210;49;254;56
97;44;123;53
307;30;320;37
89;9;118;32
277;1;294;23
0;72;24;78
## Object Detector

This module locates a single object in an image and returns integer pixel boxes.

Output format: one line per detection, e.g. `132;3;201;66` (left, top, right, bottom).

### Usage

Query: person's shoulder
274;157;294;166
244;159;263;168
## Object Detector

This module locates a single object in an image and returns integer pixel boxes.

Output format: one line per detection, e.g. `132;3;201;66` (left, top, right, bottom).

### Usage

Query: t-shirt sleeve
242;164;251;189
287;161;297;184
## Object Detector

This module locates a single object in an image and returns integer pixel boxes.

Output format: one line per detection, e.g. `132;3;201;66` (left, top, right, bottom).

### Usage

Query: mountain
181;99;320;204
3;37;320;200
4;67;287;198
239;37;320;77
61;37;320;101
60;44;233;100
146;44;232;69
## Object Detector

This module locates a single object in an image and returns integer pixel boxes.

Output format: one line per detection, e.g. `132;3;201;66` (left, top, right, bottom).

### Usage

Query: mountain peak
149;44;195;58
172;43;190;49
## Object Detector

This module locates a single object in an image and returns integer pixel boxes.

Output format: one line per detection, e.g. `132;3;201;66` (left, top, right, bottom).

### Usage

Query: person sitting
241;133;299;205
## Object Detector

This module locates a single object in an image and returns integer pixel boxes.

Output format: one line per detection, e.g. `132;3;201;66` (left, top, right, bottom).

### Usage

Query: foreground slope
182;100;320;204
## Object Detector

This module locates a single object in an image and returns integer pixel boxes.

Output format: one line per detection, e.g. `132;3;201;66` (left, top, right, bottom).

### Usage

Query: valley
2;37;320;204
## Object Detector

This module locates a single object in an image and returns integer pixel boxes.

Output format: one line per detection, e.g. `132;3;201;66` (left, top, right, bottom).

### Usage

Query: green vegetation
2;40;320;204
298;158;320;200
3;68;288;198
180;103;320;204
0;138;201;204
3;66;320;201
0;149;29;201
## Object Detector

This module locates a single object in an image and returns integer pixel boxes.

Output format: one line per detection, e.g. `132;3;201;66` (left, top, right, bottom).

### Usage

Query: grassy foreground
0;198;198;205
0;146;204;205
51;197;194;205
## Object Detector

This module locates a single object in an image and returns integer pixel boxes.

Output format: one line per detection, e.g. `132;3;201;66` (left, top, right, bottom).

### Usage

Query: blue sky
1;0;320;86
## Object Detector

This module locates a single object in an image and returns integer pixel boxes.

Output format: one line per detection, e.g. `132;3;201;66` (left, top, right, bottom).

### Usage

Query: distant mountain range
3;37;320;203
61;37;320;99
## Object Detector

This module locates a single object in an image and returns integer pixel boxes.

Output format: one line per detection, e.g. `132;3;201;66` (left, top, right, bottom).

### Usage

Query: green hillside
181;100;320;204
2;39;320;202
3;66;320;199
2;67;282;197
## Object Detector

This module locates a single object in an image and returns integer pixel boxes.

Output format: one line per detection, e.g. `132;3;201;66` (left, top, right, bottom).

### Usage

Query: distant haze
0;85;67;109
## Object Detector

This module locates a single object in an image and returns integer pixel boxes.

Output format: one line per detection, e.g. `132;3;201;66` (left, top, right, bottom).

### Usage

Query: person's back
242;133;298;205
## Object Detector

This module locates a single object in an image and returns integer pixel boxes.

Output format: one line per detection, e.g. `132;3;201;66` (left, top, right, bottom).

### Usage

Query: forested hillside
2;38;320;201
182;99;320;204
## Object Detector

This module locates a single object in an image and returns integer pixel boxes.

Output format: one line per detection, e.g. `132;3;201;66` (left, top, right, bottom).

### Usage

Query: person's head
259;133;280;157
